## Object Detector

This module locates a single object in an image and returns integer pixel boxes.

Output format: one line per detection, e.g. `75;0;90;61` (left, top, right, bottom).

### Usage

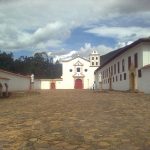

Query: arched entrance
74;79;83;89
130;72;135;91
51;82;56;89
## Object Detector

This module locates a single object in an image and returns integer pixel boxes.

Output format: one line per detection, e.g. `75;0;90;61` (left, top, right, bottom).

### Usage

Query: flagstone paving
0;90;150;150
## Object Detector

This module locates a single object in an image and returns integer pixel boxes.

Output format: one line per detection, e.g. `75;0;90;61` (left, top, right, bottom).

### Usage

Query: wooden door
74;79;83;89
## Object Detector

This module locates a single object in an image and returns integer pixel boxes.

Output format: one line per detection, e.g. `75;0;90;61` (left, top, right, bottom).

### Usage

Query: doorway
130;72;135;91
51;82;56;89
74;79;83;89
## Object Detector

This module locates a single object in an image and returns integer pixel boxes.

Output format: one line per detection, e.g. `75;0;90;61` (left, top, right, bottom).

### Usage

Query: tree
0;51;14;71
0;51;62;79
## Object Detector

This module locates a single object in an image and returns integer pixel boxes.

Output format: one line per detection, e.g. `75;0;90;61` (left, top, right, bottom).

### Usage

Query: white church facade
94;38;150;94
60;51;100;89
42;51;100;90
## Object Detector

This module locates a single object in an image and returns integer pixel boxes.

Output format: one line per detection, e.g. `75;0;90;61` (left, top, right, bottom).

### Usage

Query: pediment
74;61;83;66
73;73;85;78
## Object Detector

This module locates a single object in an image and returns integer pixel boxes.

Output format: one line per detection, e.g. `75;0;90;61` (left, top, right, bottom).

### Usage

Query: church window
122;59;125;72
124;73;126;80
128;56;131;69
92;57;94;60
117;62;120;73
77;67;80;72
114;64;116;74
134;53;138;68
107;69;108;77
96;62;98;65
84;69;88;72
92;62;94;65
96;57;98;60
69;69;72;72
111;66;113;75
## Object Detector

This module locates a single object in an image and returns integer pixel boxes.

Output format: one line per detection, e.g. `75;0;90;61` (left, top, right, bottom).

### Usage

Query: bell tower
89;50;100;67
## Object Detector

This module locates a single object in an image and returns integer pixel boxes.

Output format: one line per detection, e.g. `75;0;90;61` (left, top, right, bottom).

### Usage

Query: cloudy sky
0;0;150;60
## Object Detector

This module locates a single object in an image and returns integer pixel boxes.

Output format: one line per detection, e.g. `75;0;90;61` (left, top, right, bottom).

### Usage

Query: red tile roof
0;68;30;78
0;77;10;80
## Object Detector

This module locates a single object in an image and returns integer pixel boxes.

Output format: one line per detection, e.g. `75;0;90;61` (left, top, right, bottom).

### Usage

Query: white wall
139;68;150;93
34;79;41;90
40;79;63;89
95;70;102;90
55;80;63;89
143;43;150;66
0;70;30;92
0;79;9;92
86;67;97;89
41;80;50;89
61;57;97;89
95;42;150;93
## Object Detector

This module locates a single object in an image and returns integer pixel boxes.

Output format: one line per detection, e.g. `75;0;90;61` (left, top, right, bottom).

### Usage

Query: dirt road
0;90;150;150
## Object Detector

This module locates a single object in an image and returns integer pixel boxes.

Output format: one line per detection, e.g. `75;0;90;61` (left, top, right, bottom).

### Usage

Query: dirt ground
0;90;150;150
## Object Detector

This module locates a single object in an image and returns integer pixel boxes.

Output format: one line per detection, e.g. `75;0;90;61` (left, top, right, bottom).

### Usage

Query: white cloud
0;21;70;50
48;50;78;62
79;43;113;56
0;0;150;51
47;43;113;62
86;26;150;42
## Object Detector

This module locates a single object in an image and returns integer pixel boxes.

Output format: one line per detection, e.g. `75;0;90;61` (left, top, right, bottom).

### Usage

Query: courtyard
0;90;150;150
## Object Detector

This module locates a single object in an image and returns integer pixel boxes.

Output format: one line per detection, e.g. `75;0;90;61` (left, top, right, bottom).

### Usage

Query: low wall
34;79;41;90
0;69;30;92
40;79;63;89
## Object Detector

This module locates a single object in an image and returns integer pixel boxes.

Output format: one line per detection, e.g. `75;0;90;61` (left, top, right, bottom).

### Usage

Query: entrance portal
74;79;83;89
51;82;56;89
130;73;135;91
